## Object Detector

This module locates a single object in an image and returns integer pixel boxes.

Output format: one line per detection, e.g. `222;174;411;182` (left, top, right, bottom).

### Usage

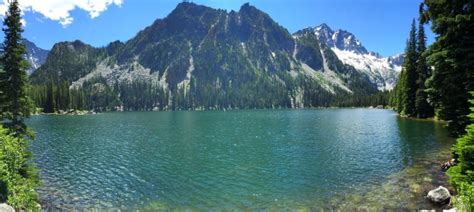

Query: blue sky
12;0;434;56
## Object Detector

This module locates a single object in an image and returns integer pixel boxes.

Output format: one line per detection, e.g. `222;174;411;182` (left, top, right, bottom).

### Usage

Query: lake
27;109;453;210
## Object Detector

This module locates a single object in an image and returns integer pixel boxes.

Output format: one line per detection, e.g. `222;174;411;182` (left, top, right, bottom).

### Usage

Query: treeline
391;1;473;209
334;91;390;108
29;81;87;113
28;77;169;113
391;2;473;137
391;19;433;119
28;74;389;113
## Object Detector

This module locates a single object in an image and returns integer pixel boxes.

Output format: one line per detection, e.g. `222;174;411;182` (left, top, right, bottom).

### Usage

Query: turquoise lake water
27;109;453;210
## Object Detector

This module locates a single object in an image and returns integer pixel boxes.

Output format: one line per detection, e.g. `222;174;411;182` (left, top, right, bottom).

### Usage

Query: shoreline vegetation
0;0;472;210
0;0;40;210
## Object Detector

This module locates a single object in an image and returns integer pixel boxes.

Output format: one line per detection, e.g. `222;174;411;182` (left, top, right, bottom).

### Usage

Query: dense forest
28;78;390;113
391;1;473;210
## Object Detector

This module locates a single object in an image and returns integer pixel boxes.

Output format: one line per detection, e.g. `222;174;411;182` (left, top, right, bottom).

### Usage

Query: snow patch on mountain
332;48;402;90
312;24;403;91
24;40;49;75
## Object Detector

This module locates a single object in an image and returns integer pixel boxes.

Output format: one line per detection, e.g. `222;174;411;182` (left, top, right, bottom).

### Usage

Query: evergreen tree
415;10;434;118
397;20;419;117
422;0;474;136
0;0;32;135
0;68;6;113
447;92;474;210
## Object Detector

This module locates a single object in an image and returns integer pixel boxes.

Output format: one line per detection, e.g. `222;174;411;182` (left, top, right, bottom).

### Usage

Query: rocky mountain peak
23;39;49;75
332;29;368;54
312;24;367;54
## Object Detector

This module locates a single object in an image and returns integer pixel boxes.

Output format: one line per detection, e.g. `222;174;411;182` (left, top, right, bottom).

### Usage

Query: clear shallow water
27;109;453;210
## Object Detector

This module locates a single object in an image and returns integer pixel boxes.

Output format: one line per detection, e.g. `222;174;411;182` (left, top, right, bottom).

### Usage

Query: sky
0;0;435;57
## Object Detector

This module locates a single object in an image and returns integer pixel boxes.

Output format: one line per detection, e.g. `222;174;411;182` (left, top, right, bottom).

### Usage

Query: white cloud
0;0;123;27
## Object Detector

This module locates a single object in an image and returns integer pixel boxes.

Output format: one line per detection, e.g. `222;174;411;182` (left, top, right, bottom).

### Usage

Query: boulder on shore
0;203;15;212
427;186;451;204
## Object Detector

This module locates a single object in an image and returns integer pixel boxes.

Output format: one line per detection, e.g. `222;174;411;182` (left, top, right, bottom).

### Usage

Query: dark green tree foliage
396;20;419;117
422;0;474;136
414;17;434;118
0;0;32;135
447;92;474;210
0;1;39;209
28;80;88;113
336;91;391;108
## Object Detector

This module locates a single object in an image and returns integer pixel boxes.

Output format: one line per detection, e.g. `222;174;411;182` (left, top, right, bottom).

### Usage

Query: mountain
24;39;49;75
30;2;379;111
309;24;403;91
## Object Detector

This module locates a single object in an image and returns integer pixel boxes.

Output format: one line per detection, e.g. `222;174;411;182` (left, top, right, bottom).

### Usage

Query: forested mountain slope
30;2;383;111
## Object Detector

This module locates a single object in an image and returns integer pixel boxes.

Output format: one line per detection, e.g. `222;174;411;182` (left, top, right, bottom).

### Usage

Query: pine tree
397;20;419;117
415;11;434;118
0;67;6;113
447;92;474;210
422;0;474;136
0;0;32;135
395;71;406;114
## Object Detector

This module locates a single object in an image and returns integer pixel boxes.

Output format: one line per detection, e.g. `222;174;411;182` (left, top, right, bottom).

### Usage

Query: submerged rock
441;159;456;171
0;203;15;212
427;186;451;204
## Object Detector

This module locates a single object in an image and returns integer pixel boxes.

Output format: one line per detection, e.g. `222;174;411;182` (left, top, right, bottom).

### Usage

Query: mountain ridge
30;2;389;111
307;24;403;90
24;39;49;75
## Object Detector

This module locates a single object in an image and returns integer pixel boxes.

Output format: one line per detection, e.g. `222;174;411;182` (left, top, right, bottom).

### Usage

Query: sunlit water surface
27;109;453;210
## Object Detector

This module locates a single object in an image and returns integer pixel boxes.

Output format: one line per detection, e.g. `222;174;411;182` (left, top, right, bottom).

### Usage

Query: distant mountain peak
315;23;333;33
239;2;255;12
238;2;269;18
311;25;368;54
173;1;201;11
23;39;49;75
334;29;368;54
299;23;404;90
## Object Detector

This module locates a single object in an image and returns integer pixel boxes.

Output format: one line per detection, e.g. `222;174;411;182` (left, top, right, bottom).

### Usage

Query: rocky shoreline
328;147;456;210
33;109;98;116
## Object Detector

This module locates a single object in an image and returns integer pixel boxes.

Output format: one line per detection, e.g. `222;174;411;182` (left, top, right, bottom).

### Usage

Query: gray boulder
427;186;451;204
0;203;15;212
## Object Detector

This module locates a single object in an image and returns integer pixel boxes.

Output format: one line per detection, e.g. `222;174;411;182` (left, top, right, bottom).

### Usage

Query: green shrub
447;92;474;210
0;126;39;210
453;183;474;211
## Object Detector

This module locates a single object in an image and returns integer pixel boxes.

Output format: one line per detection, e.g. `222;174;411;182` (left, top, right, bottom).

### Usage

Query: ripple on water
28;109;454;210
